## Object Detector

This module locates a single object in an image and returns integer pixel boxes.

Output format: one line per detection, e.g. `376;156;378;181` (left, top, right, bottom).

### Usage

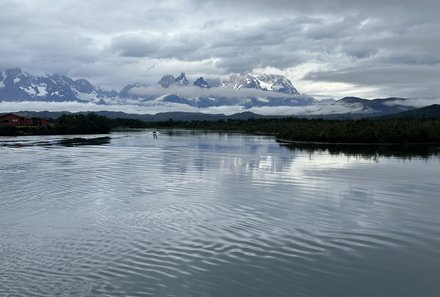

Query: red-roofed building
0;113;49;127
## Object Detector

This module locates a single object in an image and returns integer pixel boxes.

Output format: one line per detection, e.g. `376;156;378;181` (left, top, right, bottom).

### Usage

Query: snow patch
14;77;21;84
258;81;273;91
37;85;48;97
0;81;4;89
75;90;99;102
23;86;37;95
256;97;269;103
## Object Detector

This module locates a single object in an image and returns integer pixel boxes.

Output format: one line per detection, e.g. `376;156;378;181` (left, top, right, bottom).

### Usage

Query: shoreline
3;129;439;147
276;138;440;146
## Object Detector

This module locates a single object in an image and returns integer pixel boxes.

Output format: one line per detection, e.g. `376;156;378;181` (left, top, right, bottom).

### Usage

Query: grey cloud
343;45;378;60
1;0;440;99
108;17;326;73
109;34;164;58
0;100;356;116
306;65;440;85
200;19;225;30
0;100;200;115
191;0;440;18
131;85;308;99
384;98;440;108
109;32;205;60
305;64;440;98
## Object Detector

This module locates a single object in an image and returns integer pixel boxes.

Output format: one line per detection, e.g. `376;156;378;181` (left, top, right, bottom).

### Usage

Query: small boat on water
152;129;159;139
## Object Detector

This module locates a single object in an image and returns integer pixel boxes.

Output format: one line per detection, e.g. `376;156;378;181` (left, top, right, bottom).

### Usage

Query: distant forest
147;117;440;144
1;113;440;144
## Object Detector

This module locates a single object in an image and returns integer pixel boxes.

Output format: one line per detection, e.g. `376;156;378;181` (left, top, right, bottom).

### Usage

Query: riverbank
276;138;440;146
147;117;440;144
0;113;113;136
3;113;440;145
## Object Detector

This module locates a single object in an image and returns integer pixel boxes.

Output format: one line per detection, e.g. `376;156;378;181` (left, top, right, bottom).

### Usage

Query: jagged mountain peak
4;67;26;77
74;78;94;93
1;67;318;109
193;77;209;88
176;72;186;80
158;72;189;88
175;72;189;86
224;73;299;95
227;74;261;90
1;68;34;84
0;67;118;104
158;75;174;88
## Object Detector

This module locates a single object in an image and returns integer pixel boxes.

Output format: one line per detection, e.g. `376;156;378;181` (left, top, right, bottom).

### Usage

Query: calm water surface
1;130;440;297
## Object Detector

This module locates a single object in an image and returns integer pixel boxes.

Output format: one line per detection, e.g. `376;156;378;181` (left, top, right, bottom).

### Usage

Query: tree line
145;117;440;144
2;113;440;144
0;113;112;136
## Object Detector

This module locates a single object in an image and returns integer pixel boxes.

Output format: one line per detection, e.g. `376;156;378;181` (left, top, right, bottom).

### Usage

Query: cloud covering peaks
1;0;440;100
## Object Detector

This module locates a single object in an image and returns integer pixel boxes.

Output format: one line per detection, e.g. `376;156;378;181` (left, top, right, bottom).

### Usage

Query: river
1;130;439;296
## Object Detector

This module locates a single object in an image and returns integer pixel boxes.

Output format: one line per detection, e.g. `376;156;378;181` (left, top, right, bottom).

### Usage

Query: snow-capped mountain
224;73;299;94
1;68;418;116
0;68;118;104
115;71;316;107
134;73;315;107
0;68;316;108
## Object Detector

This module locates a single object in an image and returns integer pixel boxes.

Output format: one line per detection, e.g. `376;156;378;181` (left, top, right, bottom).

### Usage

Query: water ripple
1;131;440;296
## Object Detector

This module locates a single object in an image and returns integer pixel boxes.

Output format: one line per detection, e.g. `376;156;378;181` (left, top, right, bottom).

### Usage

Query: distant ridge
335;96;411;115
13;104;431;122
3;68;436;118
11;110;278;122
381;104;440;119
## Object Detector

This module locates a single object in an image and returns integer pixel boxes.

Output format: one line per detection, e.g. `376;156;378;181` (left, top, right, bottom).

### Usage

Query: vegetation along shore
149;117;440;144
1;112;440;145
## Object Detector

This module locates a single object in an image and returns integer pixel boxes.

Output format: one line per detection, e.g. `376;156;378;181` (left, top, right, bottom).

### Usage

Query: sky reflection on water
0;130;439;297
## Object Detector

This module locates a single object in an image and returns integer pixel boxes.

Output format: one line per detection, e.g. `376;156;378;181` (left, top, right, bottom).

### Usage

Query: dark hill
382;104;440;119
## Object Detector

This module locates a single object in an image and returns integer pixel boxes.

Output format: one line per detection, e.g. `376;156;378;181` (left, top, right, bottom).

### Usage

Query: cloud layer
1;0;440;100
130;85;312;100
2;97;438;117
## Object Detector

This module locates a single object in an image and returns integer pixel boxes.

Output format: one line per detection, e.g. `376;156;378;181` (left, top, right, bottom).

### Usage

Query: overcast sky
1;0;440;99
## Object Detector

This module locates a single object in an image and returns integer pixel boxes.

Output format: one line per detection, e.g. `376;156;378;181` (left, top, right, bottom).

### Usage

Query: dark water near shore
1;130;440;297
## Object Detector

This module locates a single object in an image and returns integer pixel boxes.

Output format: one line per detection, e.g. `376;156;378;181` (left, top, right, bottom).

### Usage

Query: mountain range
0;68;118;104
12;104;440;122
0;67;423;116
0;68;315;108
